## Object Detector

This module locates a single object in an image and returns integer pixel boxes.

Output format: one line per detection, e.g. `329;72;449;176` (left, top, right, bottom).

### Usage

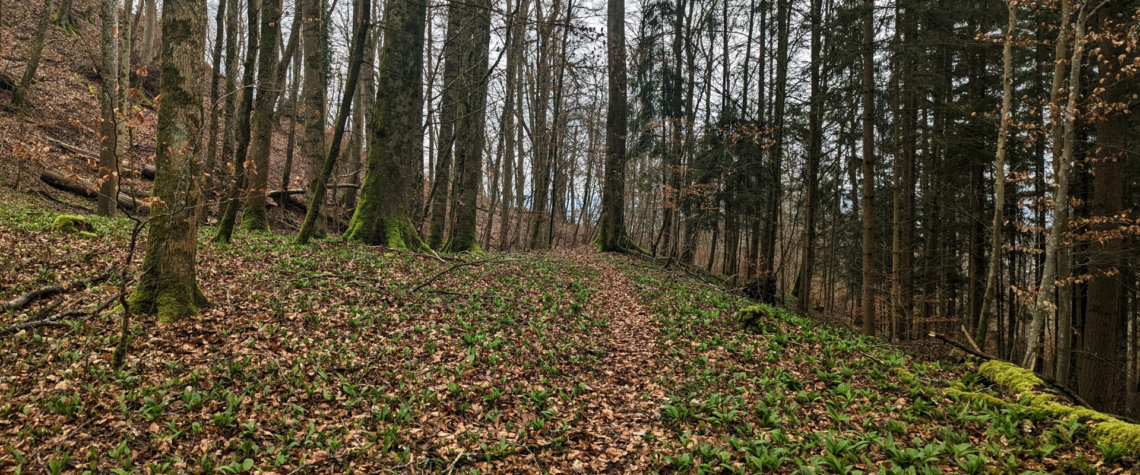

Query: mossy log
957;360;1140;455
734;305;784;335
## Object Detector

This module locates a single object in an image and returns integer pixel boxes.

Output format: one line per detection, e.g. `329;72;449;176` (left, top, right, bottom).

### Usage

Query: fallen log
41;168;151;214
1;270;112;313
142;164;155;179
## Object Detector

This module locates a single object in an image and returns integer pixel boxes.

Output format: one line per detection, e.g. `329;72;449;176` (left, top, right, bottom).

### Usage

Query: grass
0;204;1128;474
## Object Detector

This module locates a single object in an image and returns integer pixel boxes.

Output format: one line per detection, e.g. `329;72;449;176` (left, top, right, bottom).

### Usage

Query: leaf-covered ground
0;206;1129;474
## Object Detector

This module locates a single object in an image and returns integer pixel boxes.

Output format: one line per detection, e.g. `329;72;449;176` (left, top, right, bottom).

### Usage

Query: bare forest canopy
2;0;1140;470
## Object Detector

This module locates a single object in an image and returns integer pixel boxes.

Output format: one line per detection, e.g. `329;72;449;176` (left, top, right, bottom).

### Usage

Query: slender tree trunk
342;0;427;249
797;0;821;314
302;0;329;237
1025;0;1071;372
118;0;134;161
241;0;283;231
141;0;157;65
975;1;1016;349
218;0;240;198
861;0;876;337
129;0;208;322
203;0;227;210
214;0;260;243
11;0;54;111
762;0;789;277
426;0;464;248
96;0;120;217
497;0;522;251
297;0;369;245
281;43;302;191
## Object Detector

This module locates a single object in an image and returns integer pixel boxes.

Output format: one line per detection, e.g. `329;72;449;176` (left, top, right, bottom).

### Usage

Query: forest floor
0;203;1132;474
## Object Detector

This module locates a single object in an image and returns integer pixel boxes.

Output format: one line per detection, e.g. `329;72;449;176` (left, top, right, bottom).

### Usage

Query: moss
129;271;208;324
78;231;98;239
735;305;783;335
978;360;1044;394
344;214;427;252
1090;421;1140;454
970;359;1140;456
241;204;271;233
51;214;93;235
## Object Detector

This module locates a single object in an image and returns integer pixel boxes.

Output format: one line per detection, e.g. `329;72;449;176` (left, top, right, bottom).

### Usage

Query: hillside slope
0;204;1133;473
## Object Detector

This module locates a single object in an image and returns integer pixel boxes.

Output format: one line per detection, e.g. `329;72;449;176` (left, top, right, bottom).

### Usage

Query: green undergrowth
604;255;1127;474
0;205;635;473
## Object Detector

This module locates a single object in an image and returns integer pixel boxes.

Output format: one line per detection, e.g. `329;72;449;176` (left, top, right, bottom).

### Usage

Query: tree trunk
301;0;329;237
426;0;464;249
498;0;523;251
797;0;821;314
203;0;227;209
1024;0;1071;372
11;0;53;111
213;0;260;243
442;0;491;253
342;0;427;249
596;0;628;252
241;0;283;232
861;0;875;336
297;0;370;245
96;0;120;217
129;0;208;322
1082;1;1127;411
141;0;157;65
218;0;240;198
974;1;1015;349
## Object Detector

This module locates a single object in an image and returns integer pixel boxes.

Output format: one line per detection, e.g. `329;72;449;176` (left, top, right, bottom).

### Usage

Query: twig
410;258;519;292
0;292;119;336
1;270;112;313
929;331;990;361
444;450;465;475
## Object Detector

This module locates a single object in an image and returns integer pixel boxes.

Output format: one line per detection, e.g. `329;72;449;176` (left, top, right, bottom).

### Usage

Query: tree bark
861;0;875;336
426;0;464;249
297;0;370;245
241;0;283;232
301;0;329;237
96;0;120;217
798;0;821;314
974;1;1015;349
442;0;491;253
203;0;227;209
129;0;208;322
342;0;428;249
595;0;628;252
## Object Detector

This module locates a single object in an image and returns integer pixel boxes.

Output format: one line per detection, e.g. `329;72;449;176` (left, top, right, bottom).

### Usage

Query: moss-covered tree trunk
214;0;260;243
295;0;369;245
96;0;120;217
301;0;329;237
241;0;282;232
426;0;463;249
441;0;490;254
343;0;428;250
129;0;208;323
11;0;53;111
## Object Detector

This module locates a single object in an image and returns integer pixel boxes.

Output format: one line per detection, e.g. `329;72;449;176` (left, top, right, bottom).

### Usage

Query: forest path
551;248;670;472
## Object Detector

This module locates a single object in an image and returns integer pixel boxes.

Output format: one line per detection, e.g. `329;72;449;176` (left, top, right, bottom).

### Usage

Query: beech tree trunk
861;0;875;337
426;0;463;249
129;0;208;322
97;0;120;217
203;0;227;206
302;0;329;237
442;0;491;253
241;0;283;232
343;0;428;249
213;0;260;243
596;0;628;252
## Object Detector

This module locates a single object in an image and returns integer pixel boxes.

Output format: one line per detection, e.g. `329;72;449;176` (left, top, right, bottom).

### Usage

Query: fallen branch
960;325;983;354
929;331;990;361
47;137;96;159
40;168;150;214
410;258;519;293
0;292;119;336
2;270;112;313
